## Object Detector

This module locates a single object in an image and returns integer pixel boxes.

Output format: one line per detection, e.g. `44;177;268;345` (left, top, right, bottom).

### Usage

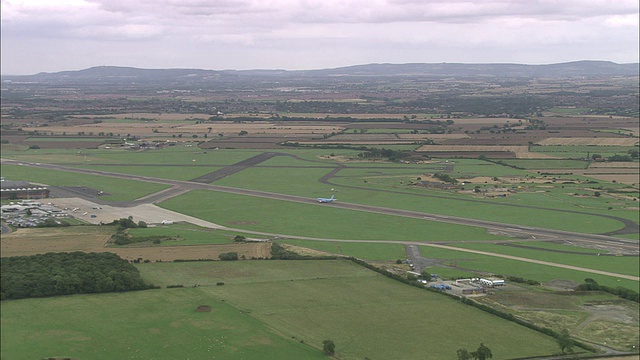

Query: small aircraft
317;195;335;203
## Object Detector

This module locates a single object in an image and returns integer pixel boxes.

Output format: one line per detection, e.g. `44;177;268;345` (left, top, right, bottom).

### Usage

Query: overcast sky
1;0;638;75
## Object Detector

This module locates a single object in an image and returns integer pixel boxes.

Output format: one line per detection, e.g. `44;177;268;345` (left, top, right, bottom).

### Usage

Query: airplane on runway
317;195;335;203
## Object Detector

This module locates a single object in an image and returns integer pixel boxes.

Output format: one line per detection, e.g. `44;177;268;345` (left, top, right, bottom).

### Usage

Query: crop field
0;225;115;257
21;120;344;138
25;137;109;142
529;145;639;159
0;225;272;262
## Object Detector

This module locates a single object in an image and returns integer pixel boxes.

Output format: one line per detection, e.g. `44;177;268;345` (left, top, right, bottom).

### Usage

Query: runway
2;157;638;256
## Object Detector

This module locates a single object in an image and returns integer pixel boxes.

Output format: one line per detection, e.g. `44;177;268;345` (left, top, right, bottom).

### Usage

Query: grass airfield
1;138;638;358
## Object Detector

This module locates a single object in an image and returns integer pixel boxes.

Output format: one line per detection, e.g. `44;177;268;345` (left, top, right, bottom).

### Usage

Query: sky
1;0;639;75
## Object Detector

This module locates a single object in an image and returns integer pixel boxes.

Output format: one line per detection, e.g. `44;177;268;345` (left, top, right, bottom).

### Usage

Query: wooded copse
1;252;155;300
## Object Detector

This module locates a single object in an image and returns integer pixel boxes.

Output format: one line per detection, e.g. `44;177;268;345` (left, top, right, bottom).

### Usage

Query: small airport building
478;278;505;287
0;179;50;200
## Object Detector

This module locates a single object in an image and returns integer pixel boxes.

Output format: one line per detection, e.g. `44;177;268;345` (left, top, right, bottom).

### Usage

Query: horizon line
2;59;639;77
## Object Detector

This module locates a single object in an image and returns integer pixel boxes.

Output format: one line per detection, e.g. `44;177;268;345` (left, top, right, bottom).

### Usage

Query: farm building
0;179;50;200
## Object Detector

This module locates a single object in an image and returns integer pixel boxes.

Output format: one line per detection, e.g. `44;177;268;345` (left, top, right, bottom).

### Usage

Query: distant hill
305;61;640;77
2;61;638;85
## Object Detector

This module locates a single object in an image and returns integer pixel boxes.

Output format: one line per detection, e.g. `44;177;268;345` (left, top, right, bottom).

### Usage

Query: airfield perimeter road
3;158;638;256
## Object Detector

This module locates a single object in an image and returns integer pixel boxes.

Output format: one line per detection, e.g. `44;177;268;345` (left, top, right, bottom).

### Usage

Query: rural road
2;158;638;256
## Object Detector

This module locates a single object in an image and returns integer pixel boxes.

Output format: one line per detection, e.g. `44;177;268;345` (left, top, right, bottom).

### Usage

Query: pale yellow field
590;162;640;168
22;121;343;137
69;113;213;121
537;137;639;146
1;226;271;262
396;134;469;140
446;117;519;124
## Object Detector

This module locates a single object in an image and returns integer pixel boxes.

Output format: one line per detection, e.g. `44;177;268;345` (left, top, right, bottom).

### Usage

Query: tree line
1;252;156;300
577;278;639;302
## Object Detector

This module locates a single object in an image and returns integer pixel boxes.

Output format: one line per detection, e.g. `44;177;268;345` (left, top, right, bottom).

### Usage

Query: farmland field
1;260;566;360
0;225;272;262
537;138;639;146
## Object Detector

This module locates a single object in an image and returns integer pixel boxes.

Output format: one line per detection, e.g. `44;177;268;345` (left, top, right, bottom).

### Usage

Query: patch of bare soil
228;221;259;225
543;279;581;291
195;305;212;312
281;244;339;257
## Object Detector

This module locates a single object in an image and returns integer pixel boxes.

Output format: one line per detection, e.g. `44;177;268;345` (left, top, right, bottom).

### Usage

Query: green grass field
137;260;561;359
1;260;566;359
496;159;591;170
0;146;263;166
447;242;639;277
76;164;222;181
1;288;323;360
267;239;639;290
159;190;510;242
418;245;639;291
1;164;169;202
325;177;630;233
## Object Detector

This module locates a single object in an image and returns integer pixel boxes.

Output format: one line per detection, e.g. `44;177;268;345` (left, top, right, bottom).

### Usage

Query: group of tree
457;343;492;360
1;252;155;300
218;252;239;261
433;173;457;184
108;216;147;230
322;339;335;355
107;217;152;245
357;147;411;162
